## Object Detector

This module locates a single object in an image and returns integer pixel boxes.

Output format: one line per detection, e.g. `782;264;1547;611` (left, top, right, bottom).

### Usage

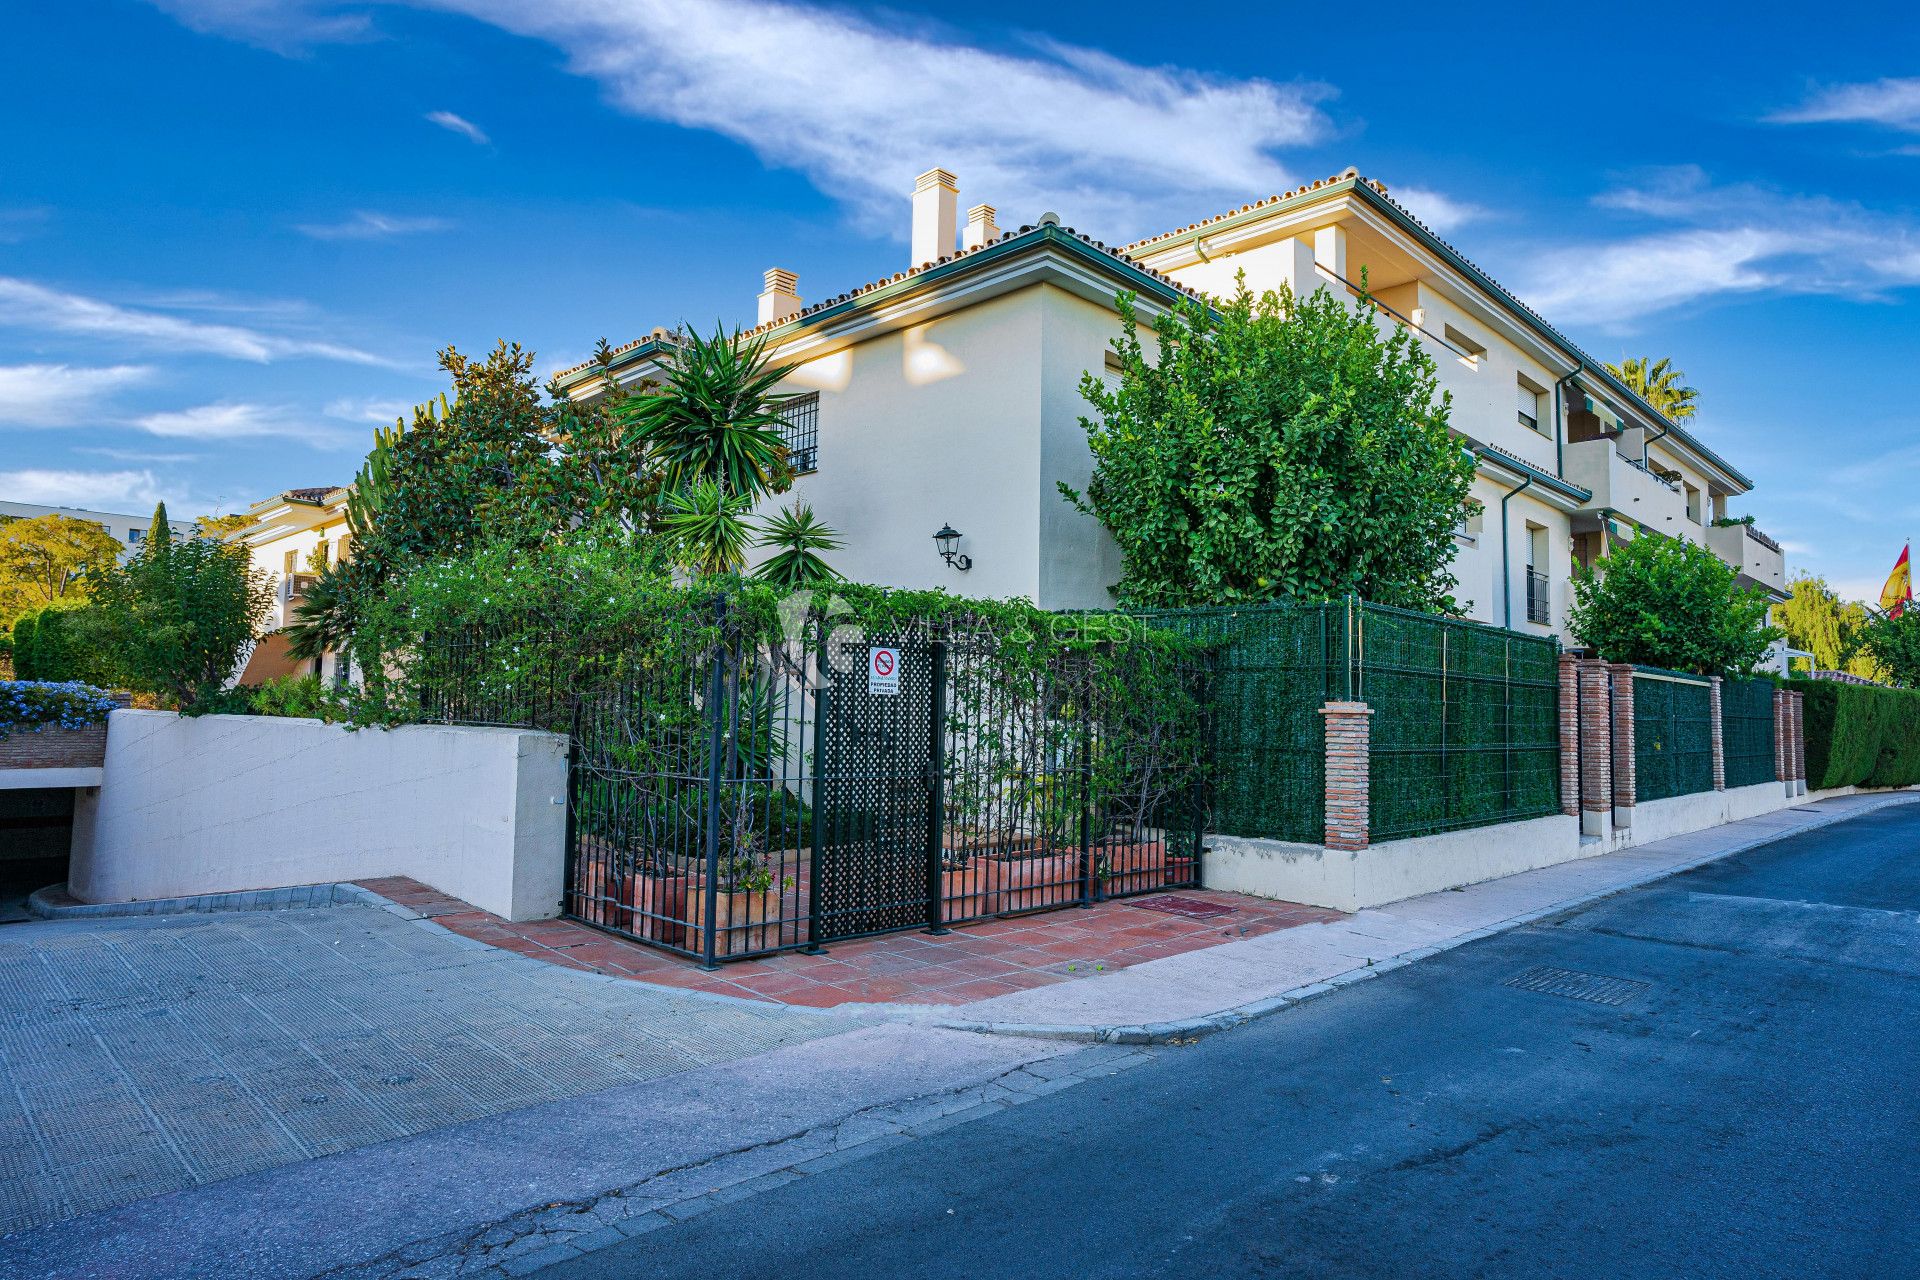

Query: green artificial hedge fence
1786;678;1920;790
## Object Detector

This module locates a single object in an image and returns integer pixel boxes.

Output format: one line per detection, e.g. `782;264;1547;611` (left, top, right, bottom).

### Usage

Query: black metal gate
423;599;1209;966
811;634;938;943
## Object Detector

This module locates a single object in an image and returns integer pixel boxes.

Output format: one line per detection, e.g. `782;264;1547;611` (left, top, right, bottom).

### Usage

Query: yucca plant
753;503;843;589
659;481;755;575
616;325;800;502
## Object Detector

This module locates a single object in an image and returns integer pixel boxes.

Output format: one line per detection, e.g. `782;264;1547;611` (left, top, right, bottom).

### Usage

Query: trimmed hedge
1787;678;1920;790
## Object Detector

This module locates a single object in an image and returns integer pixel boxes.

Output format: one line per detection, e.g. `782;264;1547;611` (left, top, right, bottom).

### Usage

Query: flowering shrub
0;680;118;738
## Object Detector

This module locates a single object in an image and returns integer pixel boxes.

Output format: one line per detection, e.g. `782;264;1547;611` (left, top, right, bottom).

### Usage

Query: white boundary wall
1205;781;1807;913
70;710;569;921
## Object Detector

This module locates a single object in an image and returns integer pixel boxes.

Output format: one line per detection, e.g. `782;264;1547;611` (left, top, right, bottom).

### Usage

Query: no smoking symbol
873;650;895;676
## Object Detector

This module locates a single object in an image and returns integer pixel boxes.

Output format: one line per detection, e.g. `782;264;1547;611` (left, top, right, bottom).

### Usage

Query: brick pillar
1609;664;1636;825
1708;675;1726;792
1321;701;1372;852
1577;660;1613;839
1774;689;1790;796
1557;654;1580;817
1781;690;1797;790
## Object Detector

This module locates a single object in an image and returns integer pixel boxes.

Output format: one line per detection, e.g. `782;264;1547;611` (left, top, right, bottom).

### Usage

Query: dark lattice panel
1362;604;1561;840
1633;668;1716;801
813;633;935;941
1721;676;1778;789
1139;603;1335;845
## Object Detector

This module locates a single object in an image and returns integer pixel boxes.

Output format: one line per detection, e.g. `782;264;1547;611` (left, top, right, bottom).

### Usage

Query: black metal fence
1720;676;1778;789
424;600;1207;965
1632;666;1715;801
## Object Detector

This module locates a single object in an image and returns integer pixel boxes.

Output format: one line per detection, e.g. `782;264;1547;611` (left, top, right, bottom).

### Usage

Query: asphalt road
536;802;1920;1280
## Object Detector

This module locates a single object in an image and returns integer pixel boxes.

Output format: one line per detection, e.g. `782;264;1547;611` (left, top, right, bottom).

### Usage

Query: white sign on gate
867;646;901;695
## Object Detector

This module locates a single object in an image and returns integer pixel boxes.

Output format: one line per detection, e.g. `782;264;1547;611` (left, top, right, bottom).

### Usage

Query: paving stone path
0;904;849;1236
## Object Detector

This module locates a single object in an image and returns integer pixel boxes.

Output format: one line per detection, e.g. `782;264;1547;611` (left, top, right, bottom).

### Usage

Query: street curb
916;792;1920;1046
25;880;385;920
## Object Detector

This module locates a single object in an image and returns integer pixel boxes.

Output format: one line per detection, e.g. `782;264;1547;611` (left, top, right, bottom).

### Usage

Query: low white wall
70;710;568;921
1206;813;1585;913
1613;781;1790;848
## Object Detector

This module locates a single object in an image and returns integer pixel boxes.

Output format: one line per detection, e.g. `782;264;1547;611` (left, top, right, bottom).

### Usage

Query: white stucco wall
1205;814;1585;913
69;710;568;921
1613;781;1792;847
761;288;1049;603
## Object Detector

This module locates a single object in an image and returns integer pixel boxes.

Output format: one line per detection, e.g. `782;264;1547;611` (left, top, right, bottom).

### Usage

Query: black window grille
778;392;818;474
1525;569;1551;625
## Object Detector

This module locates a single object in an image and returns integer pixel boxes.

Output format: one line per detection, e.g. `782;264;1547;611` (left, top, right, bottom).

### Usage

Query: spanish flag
1882;544;1912;619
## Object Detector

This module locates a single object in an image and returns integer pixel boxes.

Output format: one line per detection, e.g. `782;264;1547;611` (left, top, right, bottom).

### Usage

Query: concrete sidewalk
901;790;1920;1041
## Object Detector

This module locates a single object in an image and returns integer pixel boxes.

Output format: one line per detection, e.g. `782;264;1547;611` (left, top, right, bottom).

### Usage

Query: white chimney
757;268;801;325
962;203;999;251
911;168;958;267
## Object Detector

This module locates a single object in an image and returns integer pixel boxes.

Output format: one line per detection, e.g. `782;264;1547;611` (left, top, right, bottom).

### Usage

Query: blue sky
3;1;1917;600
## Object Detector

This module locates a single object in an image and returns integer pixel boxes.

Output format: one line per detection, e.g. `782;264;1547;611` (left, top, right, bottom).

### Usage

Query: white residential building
552;167;1785;639
0;500;195;557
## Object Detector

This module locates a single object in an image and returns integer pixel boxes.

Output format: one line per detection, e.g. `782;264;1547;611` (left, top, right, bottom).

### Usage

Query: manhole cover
1129;895;1234;920
1504;966;1648;1006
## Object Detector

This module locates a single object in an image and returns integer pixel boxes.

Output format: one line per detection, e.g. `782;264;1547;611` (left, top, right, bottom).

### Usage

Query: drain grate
1504;966;1648;1006
1129;895;1235;921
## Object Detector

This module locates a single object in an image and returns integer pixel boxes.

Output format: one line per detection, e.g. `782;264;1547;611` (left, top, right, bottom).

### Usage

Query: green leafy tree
0;513;124;619
1861;609;1920;688
79;502;274;707
194;513;252;539
1604;356;1698;421
1778;575;1882;679
753;503;843;589
1567;533;1779;675
1064;279;1475;610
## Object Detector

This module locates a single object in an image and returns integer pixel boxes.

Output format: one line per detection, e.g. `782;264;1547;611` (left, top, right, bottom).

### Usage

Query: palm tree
753;503;843;588
1605;356;1699;421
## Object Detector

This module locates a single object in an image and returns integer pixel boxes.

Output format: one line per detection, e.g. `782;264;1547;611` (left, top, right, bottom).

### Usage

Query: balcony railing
1525;569;1551;625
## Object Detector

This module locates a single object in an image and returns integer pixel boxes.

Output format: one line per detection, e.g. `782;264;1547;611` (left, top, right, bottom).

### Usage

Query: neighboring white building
227;486;352;684
0;500;195;557
552;166;1787;639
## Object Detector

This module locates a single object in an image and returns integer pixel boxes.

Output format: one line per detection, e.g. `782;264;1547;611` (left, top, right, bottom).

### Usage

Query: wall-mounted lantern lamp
933;523;972;572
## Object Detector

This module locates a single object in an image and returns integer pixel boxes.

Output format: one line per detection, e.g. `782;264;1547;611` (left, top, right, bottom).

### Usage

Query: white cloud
144;0;370;48
1390;187;1484;235
1504;168;1920;327
0;468;172;511
0;363;155;427
134;401;349;443
324;396;411;422
74;447;203;464
295;210;454;240
0;206;50;244
426;110;489;144
0;276;409;369
146;0;1334;239
1769;77;1920;132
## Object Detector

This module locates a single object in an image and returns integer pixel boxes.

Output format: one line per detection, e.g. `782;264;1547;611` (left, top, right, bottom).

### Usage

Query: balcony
279;573;317;628
1525;569;1551;625
1563;438;1688;531
1708;522;1787;598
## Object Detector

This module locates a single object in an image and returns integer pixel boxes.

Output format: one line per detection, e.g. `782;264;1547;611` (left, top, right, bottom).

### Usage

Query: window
1516;378;1544;434
126;527;143;544
1525;525;1550;625
1443;323;1486;366
777;392;819;474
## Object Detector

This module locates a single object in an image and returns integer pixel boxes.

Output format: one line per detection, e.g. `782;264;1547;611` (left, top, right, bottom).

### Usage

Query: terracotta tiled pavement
355;877;1346;1009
